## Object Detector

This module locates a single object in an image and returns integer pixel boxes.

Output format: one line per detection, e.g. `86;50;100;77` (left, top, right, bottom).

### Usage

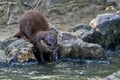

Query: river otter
14;10;57;62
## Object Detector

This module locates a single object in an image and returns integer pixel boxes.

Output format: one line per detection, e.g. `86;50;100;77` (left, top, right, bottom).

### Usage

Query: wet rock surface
89;13;120;35
0;29;107;65
73;24;94;39
0;37;36;64
79;13;120;50
57;31;107;60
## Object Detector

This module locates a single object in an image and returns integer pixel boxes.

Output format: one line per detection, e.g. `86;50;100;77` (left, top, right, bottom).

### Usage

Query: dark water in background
0;51;120;80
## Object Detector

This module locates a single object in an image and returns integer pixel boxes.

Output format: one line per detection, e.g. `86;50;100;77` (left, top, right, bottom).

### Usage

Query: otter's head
40;31;57;52
35;31;58;62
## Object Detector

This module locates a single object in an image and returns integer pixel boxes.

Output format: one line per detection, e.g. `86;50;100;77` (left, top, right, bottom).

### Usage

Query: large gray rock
90;13;120;35
0;30;107;64
57;31;107;60
72;24;94;39
0;37;36;63
79;13;120;50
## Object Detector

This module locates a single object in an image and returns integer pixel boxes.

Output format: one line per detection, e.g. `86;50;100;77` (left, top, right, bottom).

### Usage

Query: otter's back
20;10;50;38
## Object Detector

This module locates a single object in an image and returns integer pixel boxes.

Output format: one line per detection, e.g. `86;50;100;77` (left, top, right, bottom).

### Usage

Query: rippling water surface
0;52;120;80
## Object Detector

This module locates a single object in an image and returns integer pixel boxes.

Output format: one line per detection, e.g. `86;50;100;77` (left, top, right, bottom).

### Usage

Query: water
0;52;120;80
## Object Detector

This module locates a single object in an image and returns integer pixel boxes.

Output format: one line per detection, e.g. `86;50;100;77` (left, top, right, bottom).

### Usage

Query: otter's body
14;10;57;62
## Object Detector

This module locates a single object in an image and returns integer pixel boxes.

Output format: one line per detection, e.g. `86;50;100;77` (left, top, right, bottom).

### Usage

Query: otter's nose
47;43;55;50
50;44;56;50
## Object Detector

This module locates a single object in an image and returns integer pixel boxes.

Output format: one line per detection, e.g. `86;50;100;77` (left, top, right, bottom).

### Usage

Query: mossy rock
0;37;36;64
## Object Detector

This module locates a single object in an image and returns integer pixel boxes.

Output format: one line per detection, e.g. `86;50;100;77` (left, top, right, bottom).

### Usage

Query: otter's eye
49;39;53;42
